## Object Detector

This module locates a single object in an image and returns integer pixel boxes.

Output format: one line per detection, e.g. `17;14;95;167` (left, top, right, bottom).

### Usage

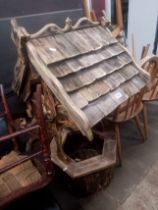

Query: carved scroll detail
23;17;99;39
72;17;99;30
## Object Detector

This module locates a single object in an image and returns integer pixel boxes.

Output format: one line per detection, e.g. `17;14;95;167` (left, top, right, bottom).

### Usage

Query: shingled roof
11;17;150;140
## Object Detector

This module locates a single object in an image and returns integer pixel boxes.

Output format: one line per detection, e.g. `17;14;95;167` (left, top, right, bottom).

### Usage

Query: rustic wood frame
0;84;53;209
141;55;158;138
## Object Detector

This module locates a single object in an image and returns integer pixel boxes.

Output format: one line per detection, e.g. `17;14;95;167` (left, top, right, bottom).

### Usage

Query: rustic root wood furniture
11;16;150;193
141;55;158;138
0;84;53;208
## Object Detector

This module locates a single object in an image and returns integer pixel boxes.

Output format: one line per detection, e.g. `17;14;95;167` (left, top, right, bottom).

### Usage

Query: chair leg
134;115;146;141
114;123;122;166
142;104;148;139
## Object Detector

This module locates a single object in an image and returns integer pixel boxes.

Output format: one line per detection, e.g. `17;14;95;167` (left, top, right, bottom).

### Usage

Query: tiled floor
5;102;158;210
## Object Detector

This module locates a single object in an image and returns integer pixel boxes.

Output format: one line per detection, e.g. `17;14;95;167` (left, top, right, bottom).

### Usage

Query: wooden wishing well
10;17;150;189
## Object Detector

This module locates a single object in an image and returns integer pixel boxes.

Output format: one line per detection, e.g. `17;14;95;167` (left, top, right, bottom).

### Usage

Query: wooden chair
0;84;53;209
107;88;146;166
141;55;158;138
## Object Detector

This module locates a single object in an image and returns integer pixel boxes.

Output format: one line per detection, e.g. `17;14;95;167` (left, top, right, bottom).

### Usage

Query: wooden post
90;9;97;21
141;44;150;59
84;0;91;19
153;15;158;55
116;0;123;30
112;0;123;38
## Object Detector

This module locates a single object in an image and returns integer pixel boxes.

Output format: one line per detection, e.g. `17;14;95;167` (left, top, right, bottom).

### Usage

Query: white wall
105;0;111;21
127;0;158;61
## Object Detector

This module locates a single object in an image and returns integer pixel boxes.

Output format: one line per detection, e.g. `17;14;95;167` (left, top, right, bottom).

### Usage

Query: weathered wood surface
50;131;116;178
11;17;150;139
27;42;93;140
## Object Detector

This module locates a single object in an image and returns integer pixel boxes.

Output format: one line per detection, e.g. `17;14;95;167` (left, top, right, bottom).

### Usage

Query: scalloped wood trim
11;17;99;41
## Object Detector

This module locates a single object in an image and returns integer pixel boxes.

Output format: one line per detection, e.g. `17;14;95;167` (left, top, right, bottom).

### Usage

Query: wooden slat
122;80;139;97
91;66;107;79
90;81;111;96
69;92;88;109
53;34;80;57
46;45;128;79
107;43;125;55
84;27;109;46
49;63;73;77
79;87;99;102
131;75;146;89
79;80;111;102
31;39;63;65
101;62;115;74
120;64;139;80
70;155;114;177
78;53;103;67
77;29;103;50
60;69;95;92
96;95;118;117
98;48;112;59
83;103;104;127
50;58;108;80
143;79;158;101
82;28;105;49
96;26;117;44
31;38;64;65
83;93;118;126
106;56;125;70
109;88;128;106
118;52;132;64
66;59;83;72
104;72;126;90
49;47;112;79
64;31;93;53
59;63;112;93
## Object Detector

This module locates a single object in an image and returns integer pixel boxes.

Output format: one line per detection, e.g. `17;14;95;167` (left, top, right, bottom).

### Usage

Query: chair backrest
141;56;158;80
141;56;158;101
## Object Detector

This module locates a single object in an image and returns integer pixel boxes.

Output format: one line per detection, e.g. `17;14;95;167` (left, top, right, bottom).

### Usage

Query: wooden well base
50;129;117;194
